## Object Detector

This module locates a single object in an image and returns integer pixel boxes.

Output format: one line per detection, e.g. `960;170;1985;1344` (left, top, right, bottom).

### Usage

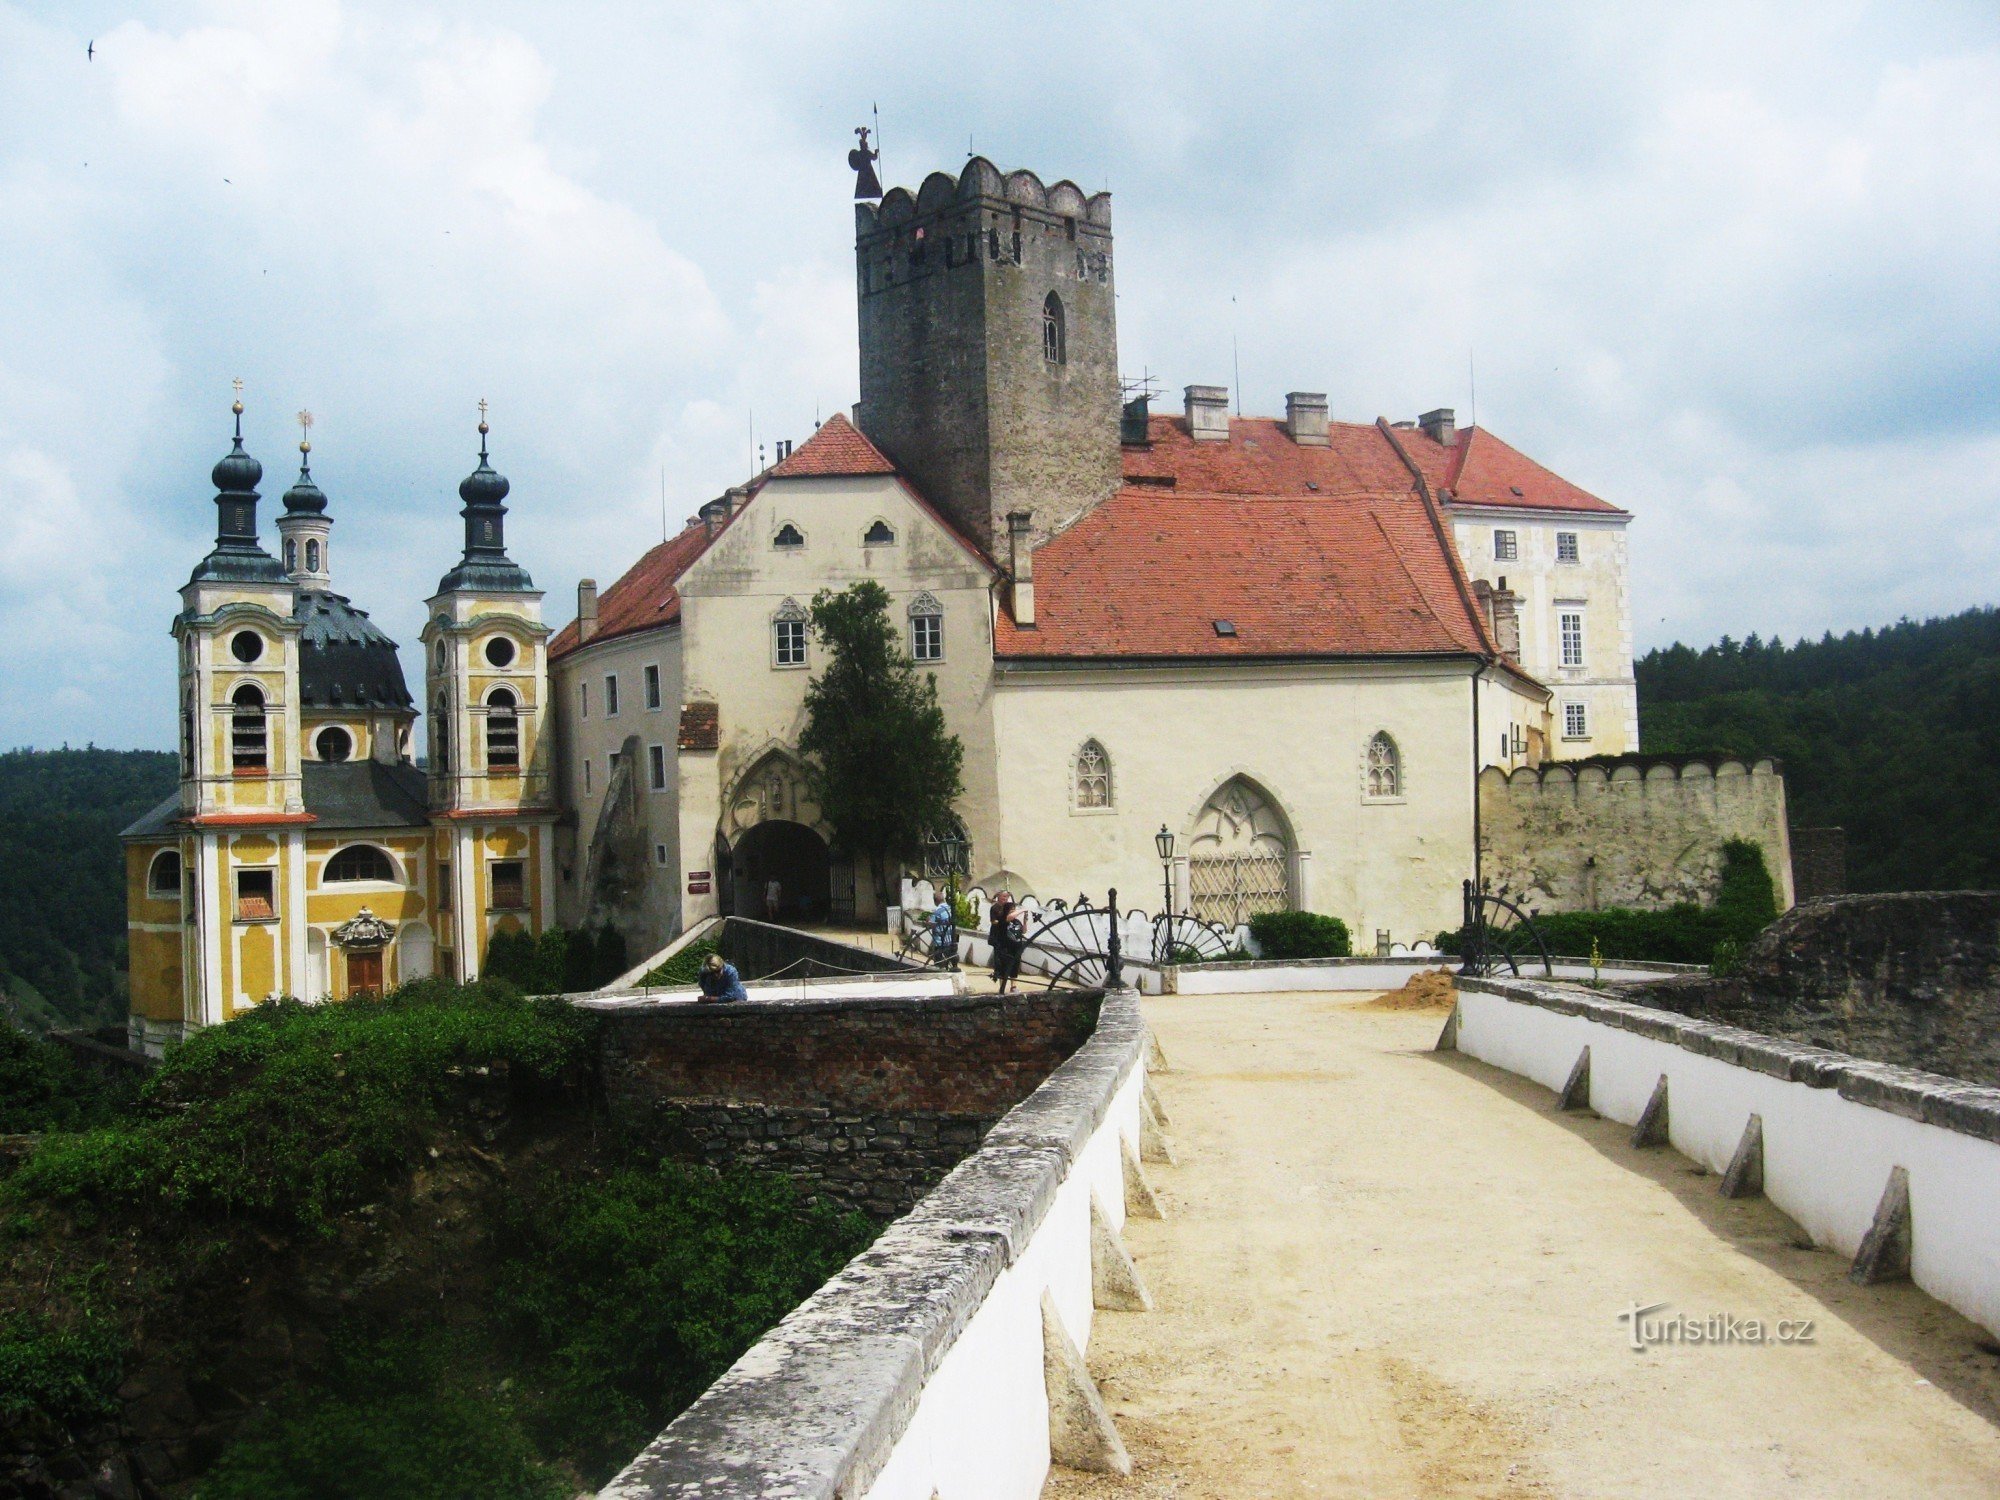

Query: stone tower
855;156;1119;553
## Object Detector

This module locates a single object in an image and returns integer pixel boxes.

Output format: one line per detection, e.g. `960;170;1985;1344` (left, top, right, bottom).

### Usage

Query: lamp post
923;828;969;970
1154;825;1176;920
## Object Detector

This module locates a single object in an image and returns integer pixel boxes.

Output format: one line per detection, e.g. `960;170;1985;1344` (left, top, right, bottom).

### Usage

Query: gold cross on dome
232;377;244;400
478;397;489;425
297;409;313;452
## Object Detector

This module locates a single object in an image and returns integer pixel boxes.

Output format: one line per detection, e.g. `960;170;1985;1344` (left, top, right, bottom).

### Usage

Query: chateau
121;402;555;1055
124;152;1672;1048
546;155;1640;957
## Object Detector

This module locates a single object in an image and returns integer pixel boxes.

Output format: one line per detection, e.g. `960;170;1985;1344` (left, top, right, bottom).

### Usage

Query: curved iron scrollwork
1151;911;1234;965
1458;878;1554;979
1014;890;1123;990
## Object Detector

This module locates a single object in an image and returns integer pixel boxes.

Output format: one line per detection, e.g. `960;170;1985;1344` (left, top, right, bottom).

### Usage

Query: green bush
6;979;598;1230
0;1307;124;1423
492;1161;873;1479
485;926;630;995
1247;910;1352;960
640;938;719;987
0;1027;133;1133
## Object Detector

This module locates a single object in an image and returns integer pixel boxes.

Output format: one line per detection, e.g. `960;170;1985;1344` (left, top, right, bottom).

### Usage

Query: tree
797;581;964;905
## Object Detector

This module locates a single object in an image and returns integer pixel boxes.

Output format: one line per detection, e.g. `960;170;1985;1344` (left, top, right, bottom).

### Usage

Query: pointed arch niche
1072;738;1113;812
1185;775;1295;927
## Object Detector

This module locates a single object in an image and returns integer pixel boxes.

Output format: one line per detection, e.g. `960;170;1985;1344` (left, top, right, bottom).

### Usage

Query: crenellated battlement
856;155;1112;239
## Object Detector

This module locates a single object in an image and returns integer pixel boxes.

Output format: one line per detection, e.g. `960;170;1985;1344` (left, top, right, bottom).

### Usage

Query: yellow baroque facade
123;403;553;1058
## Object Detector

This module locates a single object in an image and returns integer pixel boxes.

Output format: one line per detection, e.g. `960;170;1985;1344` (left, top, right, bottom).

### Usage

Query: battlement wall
1481;753;1795;912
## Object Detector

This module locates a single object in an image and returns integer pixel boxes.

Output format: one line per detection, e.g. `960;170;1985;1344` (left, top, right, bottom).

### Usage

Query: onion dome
437;403;535;594
188;394;289;586
282;447;327;515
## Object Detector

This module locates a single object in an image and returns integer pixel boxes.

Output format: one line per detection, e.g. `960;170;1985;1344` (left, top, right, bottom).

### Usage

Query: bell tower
854;156;1120;552
421;404;554;979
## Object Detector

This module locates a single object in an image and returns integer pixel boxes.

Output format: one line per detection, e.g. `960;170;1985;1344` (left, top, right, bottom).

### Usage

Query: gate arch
720;747;831;922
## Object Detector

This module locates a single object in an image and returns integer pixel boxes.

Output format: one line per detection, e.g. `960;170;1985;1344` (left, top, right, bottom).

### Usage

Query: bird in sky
87;40;94;60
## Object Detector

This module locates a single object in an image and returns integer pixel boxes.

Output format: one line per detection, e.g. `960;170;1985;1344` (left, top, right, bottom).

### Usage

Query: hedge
1247;910;1352;960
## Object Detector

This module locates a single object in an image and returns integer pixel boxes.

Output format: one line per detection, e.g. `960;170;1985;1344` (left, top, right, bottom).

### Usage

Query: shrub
0;1028;133;1133
0;1307;124;1423
6;979;598;1230
485;926;630;995
1248;910;1352;960
640;939;719;988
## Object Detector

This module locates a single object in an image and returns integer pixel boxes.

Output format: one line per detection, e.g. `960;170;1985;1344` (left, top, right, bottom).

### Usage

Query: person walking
930;890;957;968
764;877;783;922
696;951;748;1003
989;890;1025;993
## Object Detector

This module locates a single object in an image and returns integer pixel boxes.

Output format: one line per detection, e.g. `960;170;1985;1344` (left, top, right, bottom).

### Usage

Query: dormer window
773;522;805;549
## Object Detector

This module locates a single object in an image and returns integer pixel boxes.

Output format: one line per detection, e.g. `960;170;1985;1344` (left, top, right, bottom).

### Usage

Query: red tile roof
767;412;897;478
996;485;1490;660
1416;425;1623;514
548;521;717;660
1122;415;1419;497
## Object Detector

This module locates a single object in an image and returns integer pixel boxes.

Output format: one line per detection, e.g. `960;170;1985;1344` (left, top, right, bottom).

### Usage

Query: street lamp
1154;825;1175;918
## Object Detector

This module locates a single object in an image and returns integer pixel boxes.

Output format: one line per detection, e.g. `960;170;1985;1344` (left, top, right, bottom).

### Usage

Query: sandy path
1045;991;2000;1499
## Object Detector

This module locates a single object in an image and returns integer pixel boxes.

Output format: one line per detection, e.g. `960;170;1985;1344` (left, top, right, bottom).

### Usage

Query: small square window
648;744;667;791
236;869;276;921
774;618;807;667
1494;529;1518;561
604;674;620;716
911;613;943;662
1556;531;1580;563
644;664;661;711
655;843;669;866
490;860;526;911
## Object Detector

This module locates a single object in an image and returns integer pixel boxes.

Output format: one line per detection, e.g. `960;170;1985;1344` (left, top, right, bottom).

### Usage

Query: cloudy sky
4;1;1997;750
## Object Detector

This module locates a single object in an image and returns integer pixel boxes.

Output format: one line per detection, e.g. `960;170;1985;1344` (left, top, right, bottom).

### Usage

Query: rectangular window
648;744;666;791
490;860;526;911
604;674;620;716
583;758;592;794
235;869;276;922
1556;531;1580;563
579;681;589;719
655;843;669;866
911;613;943;662
774;618;807;667
1559;610;1585;668
1494;529;1518;561
1564;702;1589;740
438;862;451;912
644;664;661;710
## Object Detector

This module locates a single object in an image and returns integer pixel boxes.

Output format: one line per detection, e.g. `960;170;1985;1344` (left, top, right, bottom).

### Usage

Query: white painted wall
859;1063;1144;1500
1454;985;2000;1339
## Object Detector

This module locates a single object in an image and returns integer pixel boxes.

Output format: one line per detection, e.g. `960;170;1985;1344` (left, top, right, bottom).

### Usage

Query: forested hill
1637;607;2000;893
0;747;177;1032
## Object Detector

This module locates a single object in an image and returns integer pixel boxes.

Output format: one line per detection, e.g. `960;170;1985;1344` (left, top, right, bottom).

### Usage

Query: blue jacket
697;961;748;1002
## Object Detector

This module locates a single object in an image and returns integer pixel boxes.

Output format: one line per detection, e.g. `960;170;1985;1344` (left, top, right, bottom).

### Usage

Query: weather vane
297;408;313;454
477;397;490;460
849;123;882;202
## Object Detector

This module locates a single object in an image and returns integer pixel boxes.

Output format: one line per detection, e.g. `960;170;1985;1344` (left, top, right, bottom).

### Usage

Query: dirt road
1046;991;2000;1499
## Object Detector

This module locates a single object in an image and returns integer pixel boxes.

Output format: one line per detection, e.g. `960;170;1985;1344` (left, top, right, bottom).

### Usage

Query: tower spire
189;383;288;585
436;399;534;594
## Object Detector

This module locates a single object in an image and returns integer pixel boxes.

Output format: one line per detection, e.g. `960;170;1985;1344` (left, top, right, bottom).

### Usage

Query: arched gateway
719;749;833;922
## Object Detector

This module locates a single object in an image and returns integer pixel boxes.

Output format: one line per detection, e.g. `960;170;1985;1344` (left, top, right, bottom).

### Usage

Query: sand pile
1359;967;1457;1011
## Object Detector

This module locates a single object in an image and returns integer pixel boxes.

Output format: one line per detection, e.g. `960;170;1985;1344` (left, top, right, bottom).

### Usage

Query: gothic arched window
485;686;519;770
284;538;297;571
1366;732;1402;799
1042;291;1066;365
230;684;267;771
305;539;321;573
907;590;943;662
1075;739;1111;809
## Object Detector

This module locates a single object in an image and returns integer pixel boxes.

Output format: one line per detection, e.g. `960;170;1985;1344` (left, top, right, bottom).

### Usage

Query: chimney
1473;579;1521;660
698;495;732;539
1184;384;1230;442
577;579;599;643
1285;391;1329;446
726;485;752;513
1418;407;1457;447
1120;394;1151;446
1006;510;1035;627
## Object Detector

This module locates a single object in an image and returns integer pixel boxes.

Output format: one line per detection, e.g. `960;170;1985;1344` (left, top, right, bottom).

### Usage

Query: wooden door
346;949;383;998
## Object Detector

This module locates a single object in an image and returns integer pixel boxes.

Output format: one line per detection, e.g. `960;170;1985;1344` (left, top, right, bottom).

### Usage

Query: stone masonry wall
1629;892;2000;1086
645;1101;993;1219
598;989;1103;1217
1481;754;1794;912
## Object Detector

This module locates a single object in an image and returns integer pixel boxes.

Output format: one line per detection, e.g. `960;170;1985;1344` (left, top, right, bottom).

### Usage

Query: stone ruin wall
597;989;1101;1219
1481;755;1795;913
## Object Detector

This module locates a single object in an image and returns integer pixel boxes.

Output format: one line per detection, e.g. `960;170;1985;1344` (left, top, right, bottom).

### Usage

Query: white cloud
1;0;1997;747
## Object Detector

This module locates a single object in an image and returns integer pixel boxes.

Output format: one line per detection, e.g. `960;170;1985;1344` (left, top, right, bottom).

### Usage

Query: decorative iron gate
1188;852;1290;928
